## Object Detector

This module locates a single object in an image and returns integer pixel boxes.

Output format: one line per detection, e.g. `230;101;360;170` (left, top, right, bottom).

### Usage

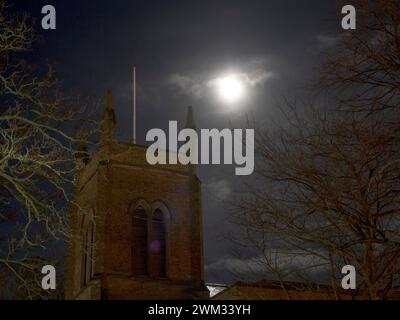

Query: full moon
216;74;245;103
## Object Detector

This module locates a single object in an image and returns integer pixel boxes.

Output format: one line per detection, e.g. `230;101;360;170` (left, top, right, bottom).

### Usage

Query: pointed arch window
149;209;166;278
132;207;148;276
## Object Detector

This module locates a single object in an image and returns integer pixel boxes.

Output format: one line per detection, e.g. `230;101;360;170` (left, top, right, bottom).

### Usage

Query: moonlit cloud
207;70;273;89
204;179;232;200
168;74;205;98
206;251;330;282
316;34;340;48
168;57;274;99
206;256;267;274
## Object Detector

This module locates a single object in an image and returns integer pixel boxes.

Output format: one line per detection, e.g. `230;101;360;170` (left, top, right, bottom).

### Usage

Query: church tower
65;91;208;300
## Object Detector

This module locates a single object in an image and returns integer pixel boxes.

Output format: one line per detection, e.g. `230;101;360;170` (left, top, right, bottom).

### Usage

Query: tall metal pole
132;65;137;144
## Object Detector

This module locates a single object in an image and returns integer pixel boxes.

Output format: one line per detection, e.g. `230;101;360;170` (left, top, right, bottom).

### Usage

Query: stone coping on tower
76;142;199;191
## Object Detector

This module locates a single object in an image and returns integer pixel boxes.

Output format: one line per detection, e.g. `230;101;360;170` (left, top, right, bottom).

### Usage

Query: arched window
132;207;148;276
149;209;166;278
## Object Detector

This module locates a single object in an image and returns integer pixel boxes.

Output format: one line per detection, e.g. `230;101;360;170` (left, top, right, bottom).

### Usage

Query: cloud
206;251;330;281
207;70;273;89
206;256;267;274
204;179;232;200
168;74;205;99
168;57;274;99
316;34;340;48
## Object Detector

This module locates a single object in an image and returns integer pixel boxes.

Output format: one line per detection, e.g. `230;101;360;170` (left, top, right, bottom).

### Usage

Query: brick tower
65;91;208;300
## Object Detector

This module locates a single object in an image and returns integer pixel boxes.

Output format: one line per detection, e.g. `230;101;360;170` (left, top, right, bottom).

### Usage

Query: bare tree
0;1;95;299
320;0;400;112
231;0;400;299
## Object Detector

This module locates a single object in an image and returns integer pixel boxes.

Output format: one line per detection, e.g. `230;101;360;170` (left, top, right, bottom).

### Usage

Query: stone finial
76;130;89;164
74;130;90;184
185;106;196;130
101;90;116;144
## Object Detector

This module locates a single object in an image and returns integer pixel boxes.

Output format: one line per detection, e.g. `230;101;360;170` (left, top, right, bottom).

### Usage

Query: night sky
16;0;340;283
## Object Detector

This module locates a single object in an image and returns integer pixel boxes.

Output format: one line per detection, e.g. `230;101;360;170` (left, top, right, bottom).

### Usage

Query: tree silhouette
0;1;96;299
232;0;400;299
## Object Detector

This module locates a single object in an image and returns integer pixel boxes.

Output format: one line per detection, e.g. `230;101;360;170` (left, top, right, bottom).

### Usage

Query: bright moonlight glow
216;75;245;103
